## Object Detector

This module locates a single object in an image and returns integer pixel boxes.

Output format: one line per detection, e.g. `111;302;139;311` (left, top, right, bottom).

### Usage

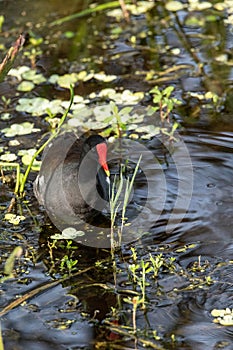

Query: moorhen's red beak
96;142;110;177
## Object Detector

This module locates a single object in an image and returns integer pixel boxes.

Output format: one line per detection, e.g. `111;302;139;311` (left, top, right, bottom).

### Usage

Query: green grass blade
50;1;125;26
0;323;4;350
121;155;142;226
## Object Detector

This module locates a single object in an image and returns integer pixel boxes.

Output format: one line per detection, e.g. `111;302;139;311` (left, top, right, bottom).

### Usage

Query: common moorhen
34;132;110;231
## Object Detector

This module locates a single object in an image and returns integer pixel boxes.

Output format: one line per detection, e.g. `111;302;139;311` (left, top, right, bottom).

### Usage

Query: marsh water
1;1;233;349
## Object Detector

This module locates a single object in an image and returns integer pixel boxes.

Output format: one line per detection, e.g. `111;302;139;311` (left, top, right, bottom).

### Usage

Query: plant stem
0;323;4;350
120;155;142;234
50;1;130;26
0;162;20;194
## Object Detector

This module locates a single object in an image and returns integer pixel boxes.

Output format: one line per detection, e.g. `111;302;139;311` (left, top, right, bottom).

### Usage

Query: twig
0;34;26;83
119;0;130;22
0;265;94;318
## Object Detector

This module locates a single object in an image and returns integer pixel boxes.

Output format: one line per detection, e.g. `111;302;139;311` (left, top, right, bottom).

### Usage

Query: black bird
34;132;110;231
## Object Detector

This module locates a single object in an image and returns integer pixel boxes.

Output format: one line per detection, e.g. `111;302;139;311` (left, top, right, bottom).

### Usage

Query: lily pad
107;1;154;18
48;74;59;84
77;71;94;82
9;65;30;80
16;97;64;116
121;90;144;104
0;153;17;162
1;113;11;121
22;69;46;84
17;81;35;92
9;140;20;146
4;213;26;225
211;308;233;326
18;148;38;157
94;72;117;82
136;125;161;138
73;95;85;103
9;66;46;87
107;8;125;19
2;122;40;137
165;1;185;12
21;154;41;171
130;1;154;15
18;149;41;171
51;227;85;240
97;89;144;105
98;88;118;99
71;106;92;118
94;104;113;121
56;73;79;89
190;1;212;11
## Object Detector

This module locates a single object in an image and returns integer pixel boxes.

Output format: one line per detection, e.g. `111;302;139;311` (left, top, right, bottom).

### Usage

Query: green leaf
0;153;17;162
153;95;162;103
0;14;4;32
211;308;233;326
57;73;79;89
121;90;144;104
4;246;23;276
149;86;161;95
51;227;85;240
98;88;117;98
165;1;185;12
94;72;117;82
17;81;35;92
4;213;26;225
2;122;40;137
48;74;59;84
166;99;174;111
77;70;94;81
163;86;174;97
21;154;41;171
103;115;115;123
119;106;133;116
94;104;113;121
9;65;30;80
64;31;75;38
22;69;46;84
110;101;119;115
16;97;64;116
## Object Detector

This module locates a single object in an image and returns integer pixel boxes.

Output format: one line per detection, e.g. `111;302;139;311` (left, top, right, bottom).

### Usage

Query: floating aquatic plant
16;97;64;116
0;153;17;162
18;149;41;171
4;213;26;225
211;308;233;326
17;80;35;92
2;122;40;137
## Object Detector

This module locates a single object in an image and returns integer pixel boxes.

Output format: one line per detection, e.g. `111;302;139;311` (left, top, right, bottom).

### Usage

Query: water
138;128;233;349
1;0;233;349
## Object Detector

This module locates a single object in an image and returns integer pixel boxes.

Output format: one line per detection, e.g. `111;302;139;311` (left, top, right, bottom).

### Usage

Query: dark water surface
1;0;233;349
